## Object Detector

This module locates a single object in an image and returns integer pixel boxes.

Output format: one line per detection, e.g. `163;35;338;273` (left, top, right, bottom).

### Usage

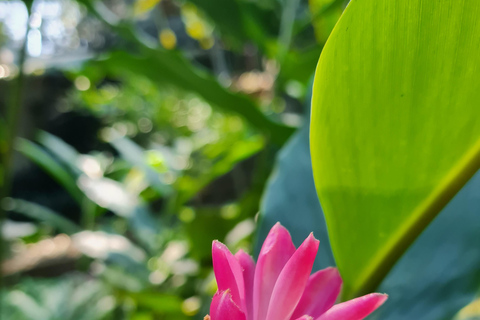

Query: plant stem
0;3;31;299
278;0;301;62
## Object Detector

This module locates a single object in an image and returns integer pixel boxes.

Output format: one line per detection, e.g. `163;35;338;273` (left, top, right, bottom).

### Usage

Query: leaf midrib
347;136;480;299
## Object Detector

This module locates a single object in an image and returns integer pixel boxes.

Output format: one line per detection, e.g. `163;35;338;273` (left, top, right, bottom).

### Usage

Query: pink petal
212;241;245;310
265;233;320;320
315;293;388;320
253;223;296;320
291;267;342;319
235;249;255;320
294;316;314;320
210;290;246;320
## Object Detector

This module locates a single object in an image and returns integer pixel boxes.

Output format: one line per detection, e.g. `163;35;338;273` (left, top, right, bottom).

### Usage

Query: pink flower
206;223;387;320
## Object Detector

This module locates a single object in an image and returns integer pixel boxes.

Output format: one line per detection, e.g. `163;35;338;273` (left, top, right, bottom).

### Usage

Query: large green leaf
256;117;480;319
311;0;480;298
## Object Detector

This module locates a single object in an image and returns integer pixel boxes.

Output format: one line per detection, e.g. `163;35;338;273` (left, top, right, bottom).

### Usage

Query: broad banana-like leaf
311;0;480;298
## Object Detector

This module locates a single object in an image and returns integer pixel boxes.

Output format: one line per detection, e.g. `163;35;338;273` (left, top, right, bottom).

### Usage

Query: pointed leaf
311;0;480;298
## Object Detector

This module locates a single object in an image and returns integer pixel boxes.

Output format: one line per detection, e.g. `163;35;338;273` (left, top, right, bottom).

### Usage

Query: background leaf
176;135;264;204
36;131;83;177
128;292;183;314
4;198;80;235
1;275;115;320
110;137;172;196
187;0;272;48
15;138;83;204
89;50;294;145
311;0;480;298
371;171;480;319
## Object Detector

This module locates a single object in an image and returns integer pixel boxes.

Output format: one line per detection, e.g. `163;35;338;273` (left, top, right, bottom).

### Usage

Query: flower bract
207;222;387;320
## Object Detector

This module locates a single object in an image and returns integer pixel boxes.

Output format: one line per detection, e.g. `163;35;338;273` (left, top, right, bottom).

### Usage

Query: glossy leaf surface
311;0;480;298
